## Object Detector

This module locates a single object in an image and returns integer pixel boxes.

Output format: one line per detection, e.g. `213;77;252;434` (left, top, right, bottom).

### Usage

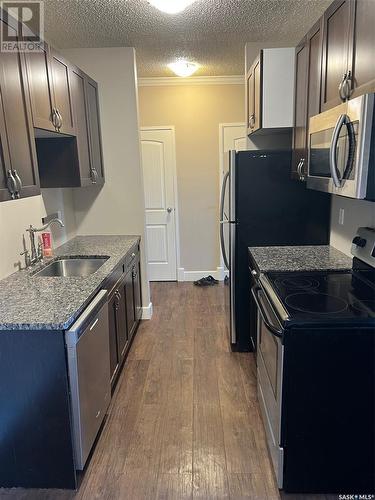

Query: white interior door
141;127;177;281
219;124;246;272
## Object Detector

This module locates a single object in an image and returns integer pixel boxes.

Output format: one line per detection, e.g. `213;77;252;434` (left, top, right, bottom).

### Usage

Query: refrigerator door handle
220;171;230;270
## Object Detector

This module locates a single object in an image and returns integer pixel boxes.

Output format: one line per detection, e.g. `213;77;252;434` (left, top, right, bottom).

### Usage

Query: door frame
218;123;246;275
140;125;181;281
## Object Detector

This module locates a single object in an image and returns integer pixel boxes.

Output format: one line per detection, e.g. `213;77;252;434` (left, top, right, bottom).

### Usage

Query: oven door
252;286;284;488
308;93;374;199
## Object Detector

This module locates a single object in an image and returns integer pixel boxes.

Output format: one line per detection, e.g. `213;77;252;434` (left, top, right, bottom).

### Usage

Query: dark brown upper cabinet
26;44;75;135
321;0;352;111
85;76;104;184
0;18;40;202
321;0;375;111
70;66;95;186
291;40;309;181
37;66;104;188
292;19;323;181
246;54;262;135
347;0;375;98
49;49;75;135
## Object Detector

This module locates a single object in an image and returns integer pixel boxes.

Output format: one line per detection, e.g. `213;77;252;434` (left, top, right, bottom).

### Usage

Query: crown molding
138;75;244;87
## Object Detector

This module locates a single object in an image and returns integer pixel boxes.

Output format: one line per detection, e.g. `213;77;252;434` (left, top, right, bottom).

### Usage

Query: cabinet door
108;292;120;385
321;0;351;111
125;268;136;341
50;49;75;135
246;68;254;133
85;76;104;184
0;20;40;201
292;39;309;181
70;66;93;186
116;280;129;361
348;0;375;98
253;56;262;132
307;19;323;119
132;255;142;322
25;42;55;132
0;99;12;202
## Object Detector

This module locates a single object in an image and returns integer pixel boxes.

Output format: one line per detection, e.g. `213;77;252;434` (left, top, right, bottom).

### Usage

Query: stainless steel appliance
253;286;284;487
251;227;375;493
66;289;111;470
308;93;375;199
219;150;331;352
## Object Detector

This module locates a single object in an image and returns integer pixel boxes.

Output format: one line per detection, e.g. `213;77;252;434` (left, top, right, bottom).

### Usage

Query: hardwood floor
0;283;336;500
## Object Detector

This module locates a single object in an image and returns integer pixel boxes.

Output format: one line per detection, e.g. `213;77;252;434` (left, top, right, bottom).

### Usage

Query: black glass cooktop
266;270;375;323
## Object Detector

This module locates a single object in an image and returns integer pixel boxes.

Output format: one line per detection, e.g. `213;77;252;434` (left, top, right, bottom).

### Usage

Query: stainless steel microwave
308;94;374;199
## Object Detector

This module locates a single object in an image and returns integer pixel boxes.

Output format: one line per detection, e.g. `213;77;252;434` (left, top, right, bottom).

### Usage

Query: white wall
0;189;77;279
62;47;150;307
330;195;375;256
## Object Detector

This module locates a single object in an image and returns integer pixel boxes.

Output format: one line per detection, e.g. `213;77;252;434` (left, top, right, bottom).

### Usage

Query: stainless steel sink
34;257;109;277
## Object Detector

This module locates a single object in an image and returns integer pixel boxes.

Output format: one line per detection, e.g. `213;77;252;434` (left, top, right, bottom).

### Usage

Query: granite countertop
0;235;140;331
249;245;352;273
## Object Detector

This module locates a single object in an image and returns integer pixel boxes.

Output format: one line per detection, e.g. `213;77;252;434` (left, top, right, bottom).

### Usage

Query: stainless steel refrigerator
219;150;331;352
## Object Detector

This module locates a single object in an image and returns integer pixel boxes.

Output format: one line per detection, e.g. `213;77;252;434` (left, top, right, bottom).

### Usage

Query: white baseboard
141;302;153;320
177;267;225;282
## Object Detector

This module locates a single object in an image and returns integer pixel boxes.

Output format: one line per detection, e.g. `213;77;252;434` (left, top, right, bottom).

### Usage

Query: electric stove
252;227;375;494
264;268;375;325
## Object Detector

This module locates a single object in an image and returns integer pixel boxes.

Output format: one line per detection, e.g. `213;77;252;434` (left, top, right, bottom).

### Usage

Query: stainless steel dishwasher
65;289;111;470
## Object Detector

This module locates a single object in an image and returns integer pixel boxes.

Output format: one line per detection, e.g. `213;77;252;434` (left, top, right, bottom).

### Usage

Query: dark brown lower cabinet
133;255;142;322
116;277;129;361
108;290;120;385
125;267;136;341
107;246;142;389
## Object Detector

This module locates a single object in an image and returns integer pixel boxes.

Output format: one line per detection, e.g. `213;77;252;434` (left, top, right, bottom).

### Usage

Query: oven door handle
251;286;283;338
329;113;349;188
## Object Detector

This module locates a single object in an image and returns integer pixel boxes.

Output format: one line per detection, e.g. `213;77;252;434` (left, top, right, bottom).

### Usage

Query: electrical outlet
338;208;345;225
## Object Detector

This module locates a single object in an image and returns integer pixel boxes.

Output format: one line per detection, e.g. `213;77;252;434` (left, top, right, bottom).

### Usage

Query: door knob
167;207;173;213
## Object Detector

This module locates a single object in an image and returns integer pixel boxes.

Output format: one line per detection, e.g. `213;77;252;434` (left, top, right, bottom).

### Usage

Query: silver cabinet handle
91;168;98;184
56;109;63;130
296;159;302;178
330;114;348;188
13;169;22;197
51;108;59;129
338;73;347;102
299;158;305;182
7;170;17;199
167;207;173;213
343;70;352;100
249;114;255;129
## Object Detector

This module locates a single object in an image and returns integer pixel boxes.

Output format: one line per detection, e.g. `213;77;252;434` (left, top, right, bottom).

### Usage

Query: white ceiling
41;0;331;77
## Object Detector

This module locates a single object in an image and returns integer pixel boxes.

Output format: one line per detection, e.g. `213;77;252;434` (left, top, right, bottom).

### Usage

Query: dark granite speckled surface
0;235;140;331
249;245;352;273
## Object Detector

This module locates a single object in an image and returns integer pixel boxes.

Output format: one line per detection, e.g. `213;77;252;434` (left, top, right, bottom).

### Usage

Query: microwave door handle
330;114;348;188
342;120;356;181
251;286;283;338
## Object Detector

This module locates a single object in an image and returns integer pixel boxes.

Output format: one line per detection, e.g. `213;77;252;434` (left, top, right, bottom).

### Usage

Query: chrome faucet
23;217;65;266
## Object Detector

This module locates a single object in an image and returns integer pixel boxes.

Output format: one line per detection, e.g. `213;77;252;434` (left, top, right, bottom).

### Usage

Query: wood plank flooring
0;283;336;500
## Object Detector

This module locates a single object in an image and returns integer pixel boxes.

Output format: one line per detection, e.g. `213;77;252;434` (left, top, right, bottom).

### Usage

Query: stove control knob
352;236;367;248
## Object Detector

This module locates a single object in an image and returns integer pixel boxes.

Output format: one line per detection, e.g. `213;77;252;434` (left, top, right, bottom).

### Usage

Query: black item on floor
193;275;219;286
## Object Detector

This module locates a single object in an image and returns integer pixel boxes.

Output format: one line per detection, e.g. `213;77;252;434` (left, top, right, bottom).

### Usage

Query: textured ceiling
39;0;331;77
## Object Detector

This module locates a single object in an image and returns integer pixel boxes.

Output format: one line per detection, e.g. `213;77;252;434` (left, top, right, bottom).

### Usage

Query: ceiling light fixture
168;60;199;77
148;0;196;15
